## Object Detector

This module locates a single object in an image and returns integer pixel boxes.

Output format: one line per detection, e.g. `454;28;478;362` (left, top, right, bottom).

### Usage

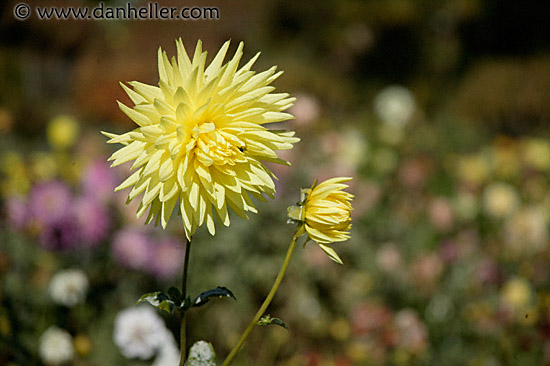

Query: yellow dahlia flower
288;177;353;264
103;39;299;238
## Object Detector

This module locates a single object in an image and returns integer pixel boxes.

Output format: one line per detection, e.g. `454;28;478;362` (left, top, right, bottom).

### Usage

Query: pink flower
29;181;73;226
4;196;28;230
81;160;117;204
351;301;393;335
75;196;110;247
39;217;80;251
112;229;153;271
149;238;185;279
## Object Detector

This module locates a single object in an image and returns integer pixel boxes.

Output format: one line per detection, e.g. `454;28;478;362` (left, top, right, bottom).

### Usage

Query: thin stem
222;229;302;366
179;237;191;366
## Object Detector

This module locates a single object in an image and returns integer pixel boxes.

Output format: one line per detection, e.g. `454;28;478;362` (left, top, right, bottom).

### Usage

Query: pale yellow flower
288;177;353;264
47;115;79;150
522;138;550;171
104;40;299;238
482;182;520;219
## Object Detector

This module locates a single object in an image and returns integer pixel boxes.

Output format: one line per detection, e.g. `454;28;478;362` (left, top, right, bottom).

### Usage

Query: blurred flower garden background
2;0;550;365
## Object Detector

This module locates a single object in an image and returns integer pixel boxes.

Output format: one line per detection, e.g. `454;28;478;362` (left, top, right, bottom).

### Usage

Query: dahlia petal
176;38;192;75
140;125;162;141
120;82;147;104
189;179;200;209
215;200;230;226
128;176;150;201
159;117;178;132
195;163;212;183
225;192;249;220
159;177;179;202
128;81;163;102
204;40;230;79
318;243;343;264
158;80;175;104
134;104;161;124
197;77;220;104
170;56;185;87
266;70;284;84
176;102;193;124
235;51;260;76
109;141;147;167
225;86;275;110
261;111;295;124
102;131;126;143
217;81;242;100
213;182;226;209
247;190;268;202
153;98;174;116
118;102;152;127
157;48;170;83
206;204;215;235
131;145;155;170
241;67;277;91
158;158;174;182
145;198;162;225
142;179;161;208
115;168;143;192
161;196;177;229
142;149;164;177
191;40;204;68
304;225;336;244
179;195;193;235
198;190;207;225
219;42;244;86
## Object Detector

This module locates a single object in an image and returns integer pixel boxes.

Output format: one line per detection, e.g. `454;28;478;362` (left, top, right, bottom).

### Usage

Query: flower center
188;122;245;167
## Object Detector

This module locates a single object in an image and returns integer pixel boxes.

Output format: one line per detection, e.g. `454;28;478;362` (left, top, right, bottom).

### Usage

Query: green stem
222;229;301;366
179;237;192;366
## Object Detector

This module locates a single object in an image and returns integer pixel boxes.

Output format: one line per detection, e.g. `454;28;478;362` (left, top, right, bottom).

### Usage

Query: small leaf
167;287;182;306
258;314;288;330
187;341;216;366
137;292;175;314
192;286;236;307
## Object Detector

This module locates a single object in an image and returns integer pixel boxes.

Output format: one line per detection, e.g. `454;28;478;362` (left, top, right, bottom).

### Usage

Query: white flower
113;306;169;360
152;331;180;366
187;341;216;366
373;85;416;128
504;206;548;256
49;269;89;307
39;326;74;365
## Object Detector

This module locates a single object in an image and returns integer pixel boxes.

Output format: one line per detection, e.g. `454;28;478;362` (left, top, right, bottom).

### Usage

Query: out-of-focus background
2;0;550;365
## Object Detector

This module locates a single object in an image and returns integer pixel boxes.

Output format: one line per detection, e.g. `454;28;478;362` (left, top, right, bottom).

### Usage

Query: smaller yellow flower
47;115;79;150
288;177;353;264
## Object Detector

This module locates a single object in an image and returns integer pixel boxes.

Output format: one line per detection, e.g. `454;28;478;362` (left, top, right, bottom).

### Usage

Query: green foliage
258;315;288;330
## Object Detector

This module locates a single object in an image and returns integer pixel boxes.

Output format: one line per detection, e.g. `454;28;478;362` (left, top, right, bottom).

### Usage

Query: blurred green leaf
258;314;288;330
167;287;183;307
137;292;175;314
192;287;236;307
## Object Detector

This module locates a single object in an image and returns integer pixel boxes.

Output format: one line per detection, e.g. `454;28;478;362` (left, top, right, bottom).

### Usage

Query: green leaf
192;286;236;307
167;287;182;307
187;341;216;366
258;314;288;330
137;292;175;313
